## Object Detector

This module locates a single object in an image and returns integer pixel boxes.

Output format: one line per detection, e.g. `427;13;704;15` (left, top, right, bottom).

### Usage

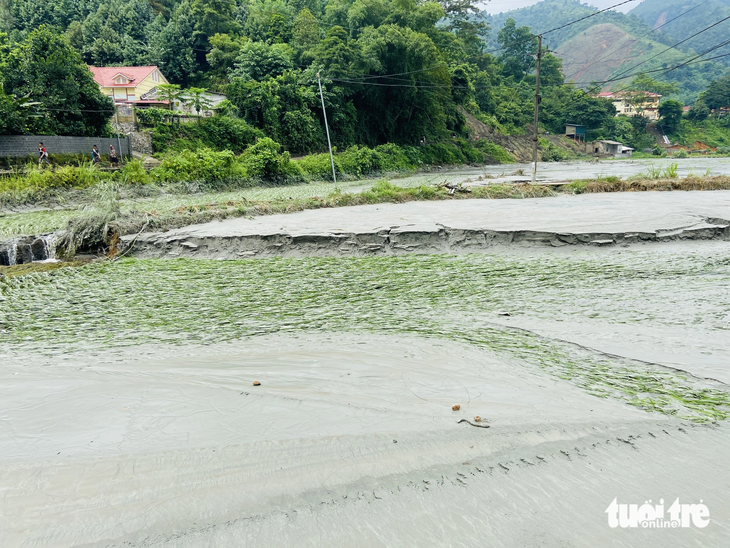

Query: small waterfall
0;234;59;266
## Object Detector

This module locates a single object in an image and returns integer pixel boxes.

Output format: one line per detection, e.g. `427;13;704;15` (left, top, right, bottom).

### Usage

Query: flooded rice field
2;244;730;546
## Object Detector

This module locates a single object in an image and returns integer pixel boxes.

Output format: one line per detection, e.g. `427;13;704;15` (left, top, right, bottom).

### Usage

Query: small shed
593;140;623;156
565;124;586;142
618;145;634;158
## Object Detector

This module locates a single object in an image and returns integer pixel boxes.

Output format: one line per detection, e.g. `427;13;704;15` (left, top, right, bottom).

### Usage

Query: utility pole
531;34;543;185
110;91;123;164
316;72;337;188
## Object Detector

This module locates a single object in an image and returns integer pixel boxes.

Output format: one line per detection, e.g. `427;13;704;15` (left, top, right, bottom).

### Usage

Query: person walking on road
91;145;101;164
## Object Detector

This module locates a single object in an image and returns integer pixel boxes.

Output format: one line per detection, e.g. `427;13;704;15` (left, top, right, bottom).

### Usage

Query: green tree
626;73;679;97
658;99;684;134
291;8;320;54
182;87;213;121
701;75;730;110
206;33;247;73
232;41;293;81
1;26;113;136
497;18;537;80
244;0;294;44
191;0;241;68
156;83;183;111
151;1;199;86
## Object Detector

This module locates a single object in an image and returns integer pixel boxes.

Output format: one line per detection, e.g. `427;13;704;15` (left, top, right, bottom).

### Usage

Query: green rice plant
645;164;662;179
662;163;679;178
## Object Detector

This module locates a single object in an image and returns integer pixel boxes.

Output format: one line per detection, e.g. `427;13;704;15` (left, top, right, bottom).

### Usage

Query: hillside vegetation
486;0;730;104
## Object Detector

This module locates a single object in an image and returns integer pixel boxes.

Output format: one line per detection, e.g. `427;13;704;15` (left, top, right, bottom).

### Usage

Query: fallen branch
458;419;490;428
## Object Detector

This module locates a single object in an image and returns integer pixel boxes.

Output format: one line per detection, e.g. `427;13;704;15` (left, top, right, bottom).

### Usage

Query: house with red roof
597;91;662;121
88;66;170;120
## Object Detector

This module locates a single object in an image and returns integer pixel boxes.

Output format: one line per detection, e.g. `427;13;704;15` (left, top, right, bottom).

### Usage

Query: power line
561;0;711;81
483;0;641;54
607;14;730;83
569;34;730;86
541;0;640;36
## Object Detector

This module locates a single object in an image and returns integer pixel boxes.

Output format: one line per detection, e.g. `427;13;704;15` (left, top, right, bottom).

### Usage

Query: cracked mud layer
2;244;730;546
125;191;730;259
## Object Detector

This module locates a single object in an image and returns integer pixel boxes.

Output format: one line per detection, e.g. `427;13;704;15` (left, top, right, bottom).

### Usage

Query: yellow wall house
597;91;662;121
88;65;170;121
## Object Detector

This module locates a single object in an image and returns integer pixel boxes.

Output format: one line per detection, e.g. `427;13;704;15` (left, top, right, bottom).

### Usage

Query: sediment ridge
125;192;730;259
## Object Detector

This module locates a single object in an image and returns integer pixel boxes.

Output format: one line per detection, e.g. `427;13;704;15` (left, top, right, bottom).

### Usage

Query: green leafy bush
152;116;264;154
338;145;379;177
372;144;414;171
118;159;152;185
474;140;514;164
296;153;341;180
136;108;173;127
673;149;689;159
541;143;567;162
153;148;246;186
239;138;303;184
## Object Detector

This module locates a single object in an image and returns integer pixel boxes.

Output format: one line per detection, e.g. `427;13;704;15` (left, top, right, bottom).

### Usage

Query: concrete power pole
110;91;123;164
531;34;543;185
316;73;337;188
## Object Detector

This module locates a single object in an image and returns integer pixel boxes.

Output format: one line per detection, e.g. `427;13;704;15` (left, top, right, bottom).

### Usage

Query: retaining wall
0;135;132;159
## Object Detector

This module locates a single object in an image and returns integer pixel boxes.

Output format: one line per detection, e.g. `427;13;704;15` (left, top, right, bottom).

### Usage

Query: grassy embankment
3;157;730;257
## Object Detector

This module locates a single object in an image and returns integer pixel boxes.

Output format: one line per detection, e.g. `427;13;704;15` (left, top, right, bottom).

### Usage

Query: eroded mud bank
125;191;730;259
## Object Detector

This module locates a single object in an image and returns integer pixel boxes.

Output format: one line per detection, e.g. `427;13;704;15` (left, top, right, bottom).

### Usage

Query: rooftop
88;66;160;88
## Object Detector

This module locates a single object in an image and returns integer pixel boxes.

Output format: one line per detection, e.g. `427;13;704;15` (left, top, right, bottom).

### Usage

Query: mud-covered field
2;244;730;546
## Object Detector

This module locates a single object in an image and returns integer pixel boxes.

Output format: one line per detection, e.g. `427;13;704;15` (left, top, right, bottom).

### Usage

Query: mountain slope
630;0;730;62
485;0;730;103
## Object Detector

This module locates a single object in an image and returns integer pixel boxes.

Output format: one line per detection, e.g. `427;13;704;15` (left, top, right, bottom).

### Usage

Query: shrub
136;107;173;127
673;149;688;159
153;148;246;187
372;143;414;171
474;140;514;164
338;145;379;177
420;142;464;165
541;144;567;162
239;137;303;184
296;153;341;180
118;159;152;185
152;116;264;154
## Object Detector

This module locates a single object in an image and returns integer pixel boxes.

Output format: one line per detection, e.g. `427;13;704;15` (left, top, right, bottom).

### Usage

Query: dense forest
0;0;729;153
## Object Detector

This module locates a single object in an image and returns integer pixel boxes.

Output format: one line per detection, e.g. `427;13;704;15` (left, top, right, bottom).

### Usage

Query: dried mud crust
128;220;730;259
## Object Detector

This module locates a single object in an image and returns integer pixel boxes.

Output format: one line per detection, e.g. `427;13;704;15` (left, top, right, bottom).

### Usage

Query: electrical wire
606;14;730;83
561;0;712;81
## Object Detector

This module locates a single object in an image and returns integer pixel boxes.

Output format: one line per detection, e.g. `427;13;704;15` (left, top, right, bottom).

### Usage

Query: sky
480;0;641;15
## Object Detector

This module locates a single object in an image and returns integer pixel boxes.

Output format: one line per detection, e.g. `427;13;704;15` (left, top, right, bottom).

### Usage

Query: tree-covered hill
630;0;730;63
485;0;730;104
0;0;622;143
1;0;728;149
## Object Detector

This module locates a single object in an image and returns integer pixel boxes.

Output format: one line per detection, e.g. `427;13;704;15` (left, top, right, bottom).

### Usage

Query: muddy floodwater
2;242;730;547
383;156;730;187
